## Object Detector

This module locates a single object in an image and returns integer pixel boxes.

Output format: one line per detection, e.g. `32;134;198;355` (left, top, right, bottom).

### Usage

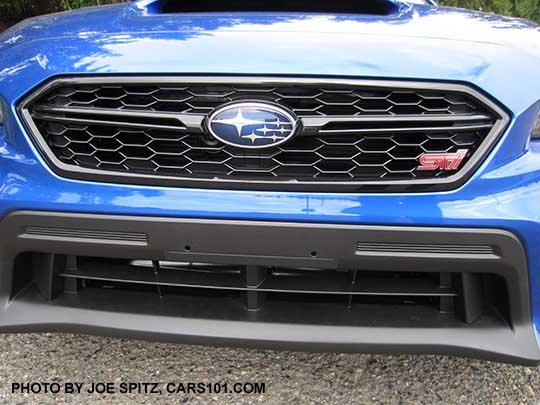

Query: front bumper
0;96;539;364
0;210;539;364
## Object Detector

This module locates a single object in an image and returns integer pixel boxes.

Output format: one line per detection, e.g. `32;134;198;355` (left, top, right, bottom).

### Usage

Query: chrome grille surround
19;76;510;192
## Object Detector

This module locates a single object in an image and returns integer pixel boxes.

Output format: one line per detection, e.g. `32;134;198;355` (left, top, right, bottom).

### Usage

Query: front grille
13;253;511;328
20;77;508;191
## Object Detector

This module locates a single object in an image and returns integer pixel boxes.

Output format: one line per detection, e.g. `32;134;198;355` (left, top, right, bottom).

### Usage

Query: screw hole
185;245;191;252
310;251;318;258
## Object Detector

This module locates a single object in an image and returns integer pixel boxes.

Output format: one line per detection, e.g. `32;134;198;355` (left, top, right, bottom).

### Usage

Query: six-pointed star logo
206;102;298;149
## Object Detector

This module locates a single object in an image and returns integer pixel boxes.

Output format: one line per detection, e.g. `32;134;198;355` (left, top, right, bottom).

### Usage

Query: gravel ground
0;333;537;404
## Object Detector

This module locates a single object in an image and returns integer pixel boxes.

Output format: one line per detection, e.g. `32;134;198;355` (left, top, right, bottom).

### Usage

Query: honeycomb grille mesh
41;82;485;116
22;78;503;189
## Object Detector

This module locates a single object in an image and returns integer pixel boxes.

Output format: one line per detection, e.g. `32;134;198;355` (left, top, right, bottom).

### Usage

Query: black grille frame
19;76;510;192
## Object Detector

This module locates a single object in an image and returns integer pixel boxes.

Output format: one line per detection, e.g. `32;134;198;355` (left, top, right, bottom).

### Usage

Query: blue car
0;0;539;364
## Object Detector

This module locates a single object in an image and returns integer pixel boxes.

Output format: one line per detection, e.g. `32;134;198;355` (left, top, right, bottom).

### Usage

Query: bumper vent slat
20;77;508;192
356;242;496;256
22;226;148;245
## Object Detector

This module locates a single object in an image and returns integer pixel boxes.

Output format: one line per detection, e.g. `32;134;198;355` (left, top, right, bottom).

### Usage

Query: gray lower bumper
0;210;538;365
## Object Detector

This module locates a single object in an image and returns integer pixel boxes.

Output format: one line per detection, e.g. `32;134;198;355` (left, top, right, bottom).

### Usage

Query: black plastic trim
0;211;537;364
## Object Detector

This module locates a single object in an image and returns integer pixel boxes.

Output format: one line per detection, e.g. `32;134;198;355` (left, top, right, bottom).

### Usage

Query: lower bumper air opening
12;252;512;329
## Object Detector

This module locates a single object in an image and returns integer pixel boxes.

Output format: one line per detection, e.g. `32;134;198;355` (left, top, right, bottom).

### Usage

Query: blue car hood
1;2;540;113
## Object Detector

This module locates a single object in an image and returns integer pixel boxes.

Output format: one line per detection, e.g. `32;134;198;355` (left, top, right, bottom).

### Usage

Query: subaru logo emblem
206;102;298;149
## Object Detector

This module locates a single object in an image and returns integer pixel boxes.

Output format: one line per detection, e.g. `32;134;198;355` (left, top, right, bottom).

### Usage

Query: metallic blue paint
0;1;539;342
